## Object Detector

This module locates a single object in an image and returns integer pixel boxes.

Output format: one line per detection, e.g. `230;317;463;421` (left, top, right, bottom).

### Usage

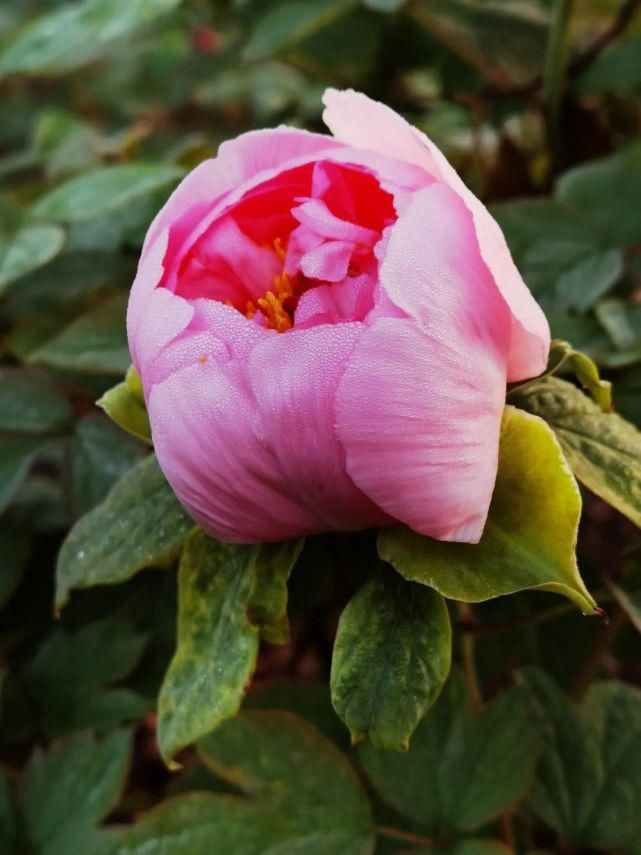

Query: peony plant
65;87;641;765
3;1;641;851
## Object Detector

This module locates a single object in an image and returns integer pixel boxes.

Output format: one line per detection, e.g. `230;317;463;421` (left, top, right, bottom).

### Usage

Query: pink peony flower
127;89;550;544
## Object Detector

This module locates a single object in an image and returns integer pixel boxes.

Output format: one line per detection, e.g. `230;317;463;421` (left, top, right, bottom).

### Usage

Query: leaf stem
571;604;627;698
543;0;575;173
377;825;438;847
570;0;641;76
460;591;614;638
482;0;641;99
499;811;517;850
456;602;483;709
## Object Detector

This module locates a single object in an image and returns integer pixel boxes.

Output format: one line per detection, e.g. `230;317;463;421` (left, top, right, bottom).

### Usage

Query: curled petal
336;186;512;542
322;87;550;381
142;128;343;258
127;229;194;386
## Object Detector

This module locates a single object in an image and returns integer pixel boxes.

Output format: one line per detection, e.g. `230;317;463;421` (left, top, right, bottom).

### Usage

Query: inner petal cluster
173;160;397;331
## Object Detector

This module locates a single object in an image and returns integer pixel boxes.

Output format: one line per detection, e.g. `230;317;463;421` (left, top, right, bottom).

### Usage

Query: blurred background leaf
1;0;641;850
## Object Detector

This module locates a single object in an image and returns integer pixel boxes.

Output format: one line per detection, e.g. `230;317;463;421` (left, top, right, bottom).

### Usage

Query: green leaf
243;0;358;61
198;710;371;815
511;339;612;412
363;0;406;10
70;413;146;516
158;532;302;761
24;619;147;736
558;343;612;412
21;730;131;855
0;368;72;433
33;108;101;179
514;377;641;530
245;680;347;746
525;670;641;848
556;142;641;246
544;310;611;361
492;199;620;312
554;247;622;314
98;365;152;445
158;532;259;763
0;435;52;515
0;225;65;294
595;298;641;352
55;454;192;608
359;673;543;834
29;292;130;374
407;0;548;85
0;0;183;77
330;570;451;749
123;711;374;854
4;251;134;317
577;34;641;95
31;163;183;223
379;405;596;614
246;537;303;644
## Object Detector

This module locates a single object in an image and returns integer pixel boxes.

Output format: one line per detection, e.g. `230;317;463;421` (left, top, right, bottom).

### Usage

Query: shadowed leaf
331;570;451;749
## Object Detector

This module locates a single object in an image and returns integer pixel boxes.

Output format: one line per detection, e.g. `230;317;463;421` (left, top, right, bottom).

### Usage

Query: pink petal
148;300;268;395
336;319;505;543
322;88;550;381
148;324;388;542
295;274;374;326
336;186;512;543
293;198;379;244
142;128;343;258
127;230;194;384
299;239;355;282
190;299;266;359
149;361;318;542
379;183;511;362
176;214;281;303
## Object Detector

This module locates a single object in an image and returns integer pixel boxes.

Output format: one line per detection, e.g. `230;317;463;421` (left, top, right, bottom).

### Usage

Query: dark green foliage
1;0;641;851
524;670;641;848
359;672;544;835
331;569;451;749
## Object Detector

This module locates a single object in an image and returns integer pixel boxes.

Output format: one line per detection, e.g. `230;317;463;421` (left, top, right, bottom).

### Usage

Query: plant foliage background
1;1;641;853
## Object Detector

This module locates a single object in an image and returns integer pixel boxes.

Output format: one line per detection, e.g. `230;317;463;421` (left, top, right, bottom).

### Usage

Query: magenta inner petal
162;159;398;334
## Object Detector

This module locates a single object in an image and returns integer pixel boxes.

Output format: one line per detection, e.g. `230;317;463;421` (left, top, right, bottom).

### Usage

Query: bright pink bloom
127;89;549;544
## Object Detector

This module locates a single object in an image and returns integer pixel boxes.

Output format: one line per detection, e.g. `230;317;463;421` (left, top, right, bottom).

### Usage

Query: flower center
245;238;306;333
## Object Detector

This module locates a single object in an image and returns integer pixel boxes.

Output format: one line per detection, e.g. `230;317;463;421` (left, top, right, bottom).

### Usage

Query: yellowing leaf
98;365;152;445
158;531;302;762
379;406;596;614
514;377;641;530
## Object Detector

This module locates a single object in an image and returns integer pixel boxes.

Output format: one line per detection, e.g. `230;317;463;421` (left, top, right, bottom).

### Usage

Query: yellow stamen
257;290;293;333
198;354;207;364
273;270;294;302
240;236;298;332
273;237;286;262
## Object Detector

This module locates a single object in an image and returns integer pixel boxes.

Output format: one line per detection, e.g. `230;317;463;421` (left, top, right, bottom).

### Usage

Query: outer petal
148;324;388;543
141;127;344;258
130;130;343;379
322;87;550;381
127;229;194;383
336;185;511;543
